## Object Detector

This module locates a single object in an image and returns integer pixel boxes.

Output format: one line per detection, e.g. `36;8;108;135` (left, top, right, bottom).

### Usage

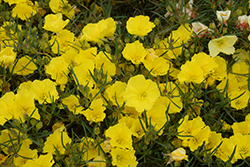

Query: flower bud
164;147;189;165
154;18;160;26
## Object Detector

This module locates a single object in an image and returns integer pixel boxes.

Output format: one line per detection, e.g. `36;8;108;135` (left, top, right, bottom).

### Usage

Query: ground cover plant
1;0;250;166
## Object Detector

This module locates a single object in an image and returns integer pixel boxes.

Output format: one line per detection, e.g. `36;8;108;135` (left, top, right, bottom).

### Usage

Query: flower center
116;137;125;145
220;13;228;17
139;91;147;100
239;147;249;156
116;155;123;163
216;39;226;48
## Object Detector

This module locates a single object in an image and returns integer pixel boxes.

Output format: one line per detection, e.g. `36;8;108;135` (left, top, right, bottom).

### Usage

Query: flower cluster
1;0;250;166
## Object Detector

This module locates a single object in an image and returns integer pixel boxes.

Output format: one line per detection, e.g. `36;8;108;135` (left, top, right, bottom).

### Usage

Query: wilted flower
191;22;213;37
236;15;249;30
165;3;194;19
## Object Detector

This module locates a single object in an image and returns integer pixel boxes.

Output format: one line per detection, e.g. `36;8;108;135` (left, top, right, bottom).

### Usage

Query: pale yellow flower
208;35;237;57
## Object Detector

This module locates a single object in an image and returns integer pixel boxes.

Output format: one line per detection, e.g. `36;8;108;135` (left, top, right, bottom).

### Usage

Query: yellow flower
0;23;20;49
0;129;18;154
17;80;33;92
177;61;204;84
217;74;240;96
14;88;40;121
230;133;250;160
232;62;249;89
122;40;148;65
31;79;59;104
45;56;69;86
60;48;79;66
123;75;160;113
126;15;155;36
12;1;38;21
49;29;75;54
81;18;116;44
230;90;250;110
0;92;15;125
61;95;84;115
205;131;222;151
172;23;193;44
87;155;106;167
72;59;95;88
210;56;227;81
146;103;169;135
49;0;74;19
81;23;105;44
154;37;183;59
74;47;97;66
154;96;183;114
164;147;188;165
187;126;211;151
43;13;69;33
233;49;250;64
22;153;54;167
43;130;71;155
98;17;117;38
106;81;127;107
177;116;205;142
12;56;37;76
94;51;116;76
178;116;212;151
13;139;38;166
105;122;133;150
232;121;250;136
191;52;218;76
214;138;236;163
77;137;99;161
143;57;170;76
208;35;238;57
82;98;106;123
0;47;17;68
145;48;158;61
119;116;146;139
4;0;25;5
111;147;138;167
